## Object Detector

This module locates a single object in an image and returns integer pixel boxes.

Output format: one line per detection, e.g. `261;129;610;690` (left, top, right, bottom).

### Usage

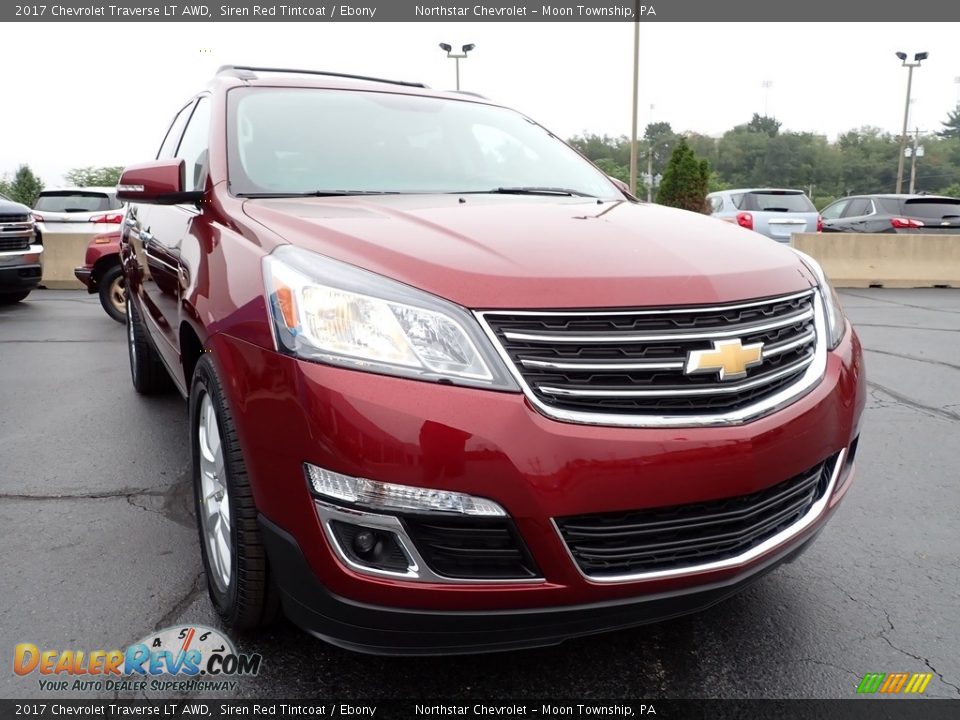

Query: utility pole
908;128;922;194
629;18;640;196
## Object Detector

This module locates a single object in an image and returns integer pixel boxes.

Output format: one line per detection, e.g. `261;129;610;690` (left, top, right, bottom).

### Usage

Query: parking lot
1;288;958;700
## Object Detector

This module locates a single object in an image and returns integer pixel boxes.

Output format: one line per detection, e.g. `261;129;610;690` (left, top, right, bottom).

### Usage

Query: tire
0;291;30;304
190;354;279;630
126;298;173;394
98;264;126;324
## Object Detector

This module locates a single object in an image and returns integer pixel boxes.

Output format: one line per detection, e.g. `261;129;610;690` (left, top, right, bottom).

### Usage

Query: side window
843;198;870;217
709;196;724;213
157;102;195;160
176;97;211;192
730;193;744;210
820;200;848;221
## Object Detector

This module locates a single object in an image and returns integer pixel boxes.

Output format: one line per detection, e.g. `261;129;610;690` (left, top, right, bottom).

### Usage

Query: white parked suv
33;187;124;241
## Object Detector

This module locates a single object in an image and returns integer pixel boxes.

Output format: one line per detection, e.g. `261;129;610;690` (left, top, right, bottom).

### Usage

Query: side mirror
117;159;203;205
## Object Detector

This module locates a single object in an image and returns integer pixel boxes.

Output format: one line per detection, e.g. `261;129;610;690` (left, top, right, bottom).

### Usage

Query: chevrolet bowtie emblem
685;339;764;381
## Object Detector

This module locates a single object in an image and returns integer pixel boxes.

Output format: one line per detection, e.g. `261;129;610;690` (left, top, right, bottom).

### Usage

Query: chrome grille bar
537;354;814;398
502;306;814;344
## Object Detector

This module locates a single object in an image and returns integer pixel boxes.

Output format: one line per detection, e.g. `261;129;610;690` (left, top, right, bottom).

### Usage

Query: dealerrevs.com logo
14;625;262;693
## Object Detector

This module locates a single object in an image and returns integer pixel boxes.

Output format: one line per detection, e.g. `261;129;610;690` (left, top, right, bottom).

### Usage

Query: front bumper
260;513;823;655
0;244;44;292
74;266;94;291
209;323;865;647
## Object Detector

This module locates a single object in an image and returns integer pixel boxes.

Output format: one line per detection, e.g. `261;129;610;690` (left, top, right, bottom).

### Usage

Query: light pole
895;51;928;193
761;80;773;117
438;43;475;91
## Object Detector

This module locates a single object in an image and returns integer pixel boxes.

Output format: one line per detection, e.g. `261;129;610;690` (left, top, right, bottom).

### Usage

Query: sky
3;21;959;185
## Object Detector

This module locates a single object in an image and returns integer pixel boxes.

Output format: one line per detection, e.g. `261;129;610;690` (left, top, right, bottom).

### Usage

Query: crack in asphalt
863;347;960;372
853;322;960;333
0;339;125;344
153;571;207;632
824;575;960;696
841;291;960;316
867;381;960;423
879;635;960;697
0;488;166;501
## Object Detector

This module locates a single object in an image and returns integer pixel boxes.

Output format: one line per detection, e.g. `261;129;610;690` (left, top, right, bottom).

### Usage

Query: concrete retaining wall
39;232;88;290
792;232;960;288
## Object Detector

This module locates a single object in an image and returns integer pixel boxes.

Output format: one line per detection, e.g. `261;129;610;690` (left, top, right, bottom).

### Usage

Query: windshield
227;88;620;198
34;192;117;213
741;191;815;213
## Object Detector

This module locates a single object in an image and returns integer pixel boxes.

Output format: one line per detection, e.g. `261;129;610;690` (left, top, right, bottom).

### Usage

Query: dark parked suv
0;193;43;303
117;66;865;654
820;193;960;233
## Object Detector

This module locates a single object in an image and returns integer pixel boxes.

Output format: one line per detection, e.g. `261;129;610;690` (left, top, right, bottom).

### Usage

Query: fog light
329;520;411;573
305;463;506;516
353;529;376;555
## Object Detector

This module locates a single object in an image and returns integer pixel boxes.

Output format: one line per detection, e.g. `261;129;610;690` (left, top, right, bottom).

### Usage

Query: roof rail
449;90;490;100
215;65;427;88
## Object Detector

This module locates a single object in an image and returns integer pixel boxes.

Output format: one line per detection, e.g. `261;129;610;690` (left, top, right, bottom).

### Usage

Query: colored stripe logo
857;672;932;694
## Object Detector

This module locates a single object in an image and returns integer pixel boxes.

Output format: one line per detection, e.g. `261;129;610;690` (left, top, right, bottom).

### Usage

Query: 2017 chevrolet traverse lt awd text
117;66;865;654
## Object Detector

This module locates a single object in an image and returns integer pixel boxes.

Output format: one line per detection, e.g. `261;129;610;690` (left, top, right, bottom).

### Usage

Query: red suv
117;66;865;654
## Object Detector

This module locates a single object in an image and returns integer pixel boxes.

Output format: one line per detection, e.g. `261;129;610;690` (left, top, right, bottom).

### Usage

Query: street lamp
438;43;475;91
895;51;928;193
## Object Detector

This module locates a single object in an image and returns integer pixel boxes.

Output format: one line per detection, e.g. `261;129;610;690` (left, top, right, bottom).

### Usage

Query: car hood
242;195;815;309
0;198;31;214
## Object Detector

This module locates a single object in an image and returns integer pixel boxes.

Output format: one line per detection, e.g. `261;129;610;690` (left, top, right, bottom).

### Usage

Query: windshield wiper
457;186;597;198
236;190;401;198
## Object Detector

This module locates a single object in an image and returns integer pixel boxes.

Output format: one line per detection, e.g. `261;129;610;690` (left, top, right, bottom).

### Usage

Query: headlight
792;250;846;349
262;245;517;390
306;463;506;516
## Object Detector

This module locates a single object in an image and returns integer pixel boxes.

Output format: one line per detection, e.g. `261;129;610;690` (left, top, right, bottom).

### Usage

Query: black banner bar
2;700;960;720
4;0;960;22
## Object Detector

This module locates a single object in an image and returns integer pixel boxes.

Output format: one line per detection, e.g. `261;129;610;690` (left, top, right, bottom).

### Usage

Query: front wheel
98;264;126;323
190;354;279;630
126;298;172;395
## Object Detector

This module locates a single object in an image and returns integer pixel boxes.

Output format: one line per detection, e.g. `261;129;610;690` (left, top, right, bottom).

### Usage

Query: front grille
481;290;819;420
403;516;541;580
556;455;837;579
0;236;31;252
0;214;29;223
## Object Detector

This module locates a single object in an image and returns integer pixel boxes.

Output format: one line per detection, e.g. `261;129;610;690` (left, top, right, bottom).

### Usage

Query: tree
938;108;960;139
643;121;681;178
747;113;781;137
64;166;124;188
6;165;43;207
656;139;710;213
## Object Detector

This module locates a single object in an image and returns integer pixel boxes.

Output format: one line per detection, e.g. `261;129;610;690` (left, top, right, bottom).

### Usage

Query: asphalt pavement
1;288;958;700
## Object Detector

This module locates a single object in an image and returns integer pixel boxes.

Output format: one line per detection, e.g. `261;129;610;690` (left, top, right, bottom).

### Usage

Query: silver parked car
708;188;821;242
33;187;124;241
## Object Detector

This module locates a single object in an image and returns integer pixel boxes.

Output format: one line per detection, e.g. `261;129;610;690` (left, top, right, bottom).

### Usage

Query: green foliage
938;107;960;139
814;195;838;211
656;139;709;213
64;166;124;188
939;182;960;198
747;113;781;137
4;165;43;207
